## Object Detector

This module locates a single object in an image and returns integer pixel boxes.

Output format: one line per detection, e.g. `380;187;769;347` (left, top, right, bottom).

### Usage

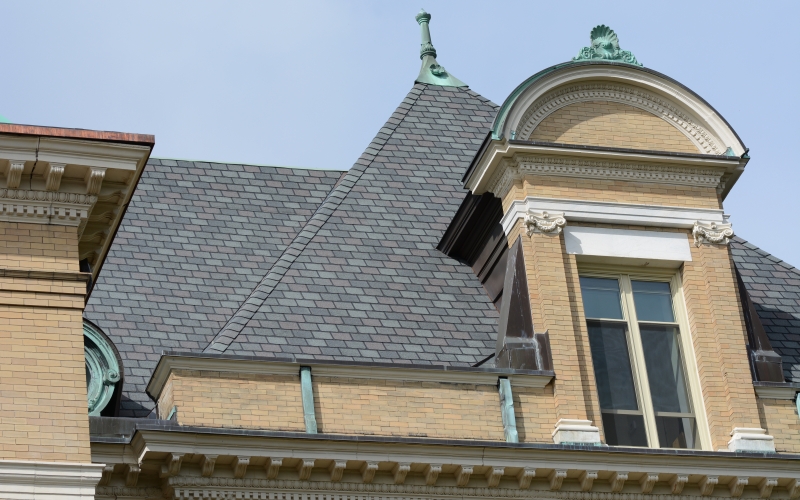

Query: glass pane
640;324;692;413
587;320;639;411
580;277;623;319
631;280;675;322
601;413;649;447
655;416;698;449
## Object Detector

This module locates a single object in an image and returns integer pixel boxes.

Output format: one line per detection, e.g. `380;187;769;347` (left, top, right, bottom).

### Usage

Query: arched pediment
492;62;746;156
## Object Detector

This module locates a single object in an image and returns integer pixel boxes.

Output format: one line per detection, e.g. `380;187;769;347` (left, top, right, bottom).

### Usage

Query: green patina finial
573;25;642;66
414;9;466;87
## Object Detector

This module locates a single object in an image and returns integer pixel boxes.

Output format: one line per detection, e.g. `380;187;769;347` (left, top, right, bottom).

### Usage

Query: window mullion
620;275;660;449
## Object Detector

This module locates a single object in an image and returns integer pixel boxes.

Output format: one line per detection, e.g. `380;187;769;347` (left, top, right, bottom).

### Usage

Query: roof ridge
202;84;428;354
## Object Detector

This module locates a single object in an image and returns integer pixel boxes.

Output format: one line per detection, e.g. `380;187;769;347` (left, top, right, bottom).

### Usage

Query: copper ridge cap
0;122;155;146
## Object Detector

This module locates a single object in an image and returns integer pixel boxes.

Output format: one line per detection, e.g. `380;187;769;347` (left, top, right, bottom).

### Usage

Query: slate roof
731;237;800;383
84;160;345;416
207;83;501;364
83;81;800;418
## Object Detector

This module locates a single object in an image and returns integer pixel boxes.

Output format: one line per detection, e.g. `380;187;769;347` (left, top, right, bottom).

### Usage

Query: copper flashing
0;123;155;146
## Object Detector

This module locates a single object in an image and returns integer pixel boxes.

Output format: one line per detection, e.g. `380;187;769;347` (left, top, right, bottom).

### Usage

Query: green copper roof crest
573;25;642;66
414;9;466;87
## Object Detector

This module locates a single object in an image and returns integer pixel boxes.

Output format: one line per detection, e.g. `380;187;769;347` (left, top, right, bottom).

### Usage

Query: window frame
577;265;711;450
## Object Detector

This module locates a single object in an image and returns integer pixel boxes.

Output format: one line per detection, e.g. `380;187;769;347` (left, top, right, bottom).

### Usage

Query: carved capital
525;210;566;236
693;220;733;247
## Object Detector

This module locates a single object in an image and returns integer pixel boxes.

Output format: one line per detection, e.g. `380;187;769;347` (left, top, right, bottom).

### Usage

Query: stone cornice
0;188;96;230
463;142;742;200
501;196;727;236
486;154;724;201
94;428;800;499
146;354;555;400
0;459;104;499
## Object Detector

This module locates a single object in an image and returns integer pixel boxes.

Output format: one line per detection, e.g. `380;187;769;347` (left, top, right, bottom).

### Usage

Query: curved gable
529;100;700;153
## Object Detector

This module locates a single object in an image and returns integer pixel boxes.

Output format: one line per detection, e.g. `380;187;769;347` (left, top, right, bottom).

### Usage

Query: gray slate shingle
220;84;500;364
731;237;800;383
84;160;343;416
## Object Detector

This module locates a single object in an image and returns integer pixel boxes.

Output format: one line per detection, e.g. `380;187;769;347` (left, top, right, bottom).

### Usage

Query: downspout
498;377;519;443
300;366;318;434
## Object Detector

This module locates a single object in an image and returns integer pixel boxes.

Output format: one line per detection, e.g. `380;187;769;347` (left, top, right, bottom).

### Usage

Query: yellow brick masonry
160;370;305;431
503;176;721;214
313;376;505;440
506;219;602;433
0;222;90;462
682;241;763;450
528;101;701;154
758;398;800;454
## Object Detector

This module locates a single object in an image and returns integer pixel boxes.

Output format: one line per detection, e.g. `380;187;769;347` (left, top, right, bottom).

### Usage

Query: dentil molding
515;82;722;155
486;155;724;201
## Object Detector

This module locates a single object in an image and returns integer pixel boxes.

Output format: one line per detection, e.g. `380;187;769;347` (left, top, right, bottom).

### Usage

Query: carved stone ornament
573;25;642;66
693;220;734;247
525;210;566;235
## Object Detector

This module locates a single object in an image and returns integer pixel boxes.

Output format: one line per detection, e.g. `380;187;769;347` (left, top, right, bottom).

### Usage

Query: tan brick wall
507;220;600;431
0;222;90;462
682;241;762;450
160;370;305;431
313;376;505;440
0;223;80;272
503;176;721;214
757;398;800;453
528;101;700;154
513;385;559;442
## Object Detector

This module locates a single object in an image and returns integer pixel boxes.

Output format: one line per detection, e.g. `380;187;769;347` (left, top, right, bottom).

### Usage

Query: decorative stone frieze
727;427;776;453
516;83;723;155
525;211;566;235
486;155;724;200
693;220;734;247
0;189;96;227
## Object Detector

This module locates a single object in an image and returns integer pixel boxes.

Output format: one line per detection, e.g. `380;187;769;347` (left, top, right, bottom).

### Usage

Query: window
579;274;698;449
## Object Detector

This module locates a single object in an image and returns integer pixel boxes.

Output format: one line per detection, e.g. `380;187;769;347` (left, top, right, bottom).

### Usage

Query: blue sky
2;1;798;264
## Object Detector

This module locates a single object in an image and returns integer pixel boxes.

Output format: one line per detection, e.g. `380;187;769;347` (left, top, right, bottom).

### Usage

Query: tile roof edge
201;84;429;354
733;236;800;274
